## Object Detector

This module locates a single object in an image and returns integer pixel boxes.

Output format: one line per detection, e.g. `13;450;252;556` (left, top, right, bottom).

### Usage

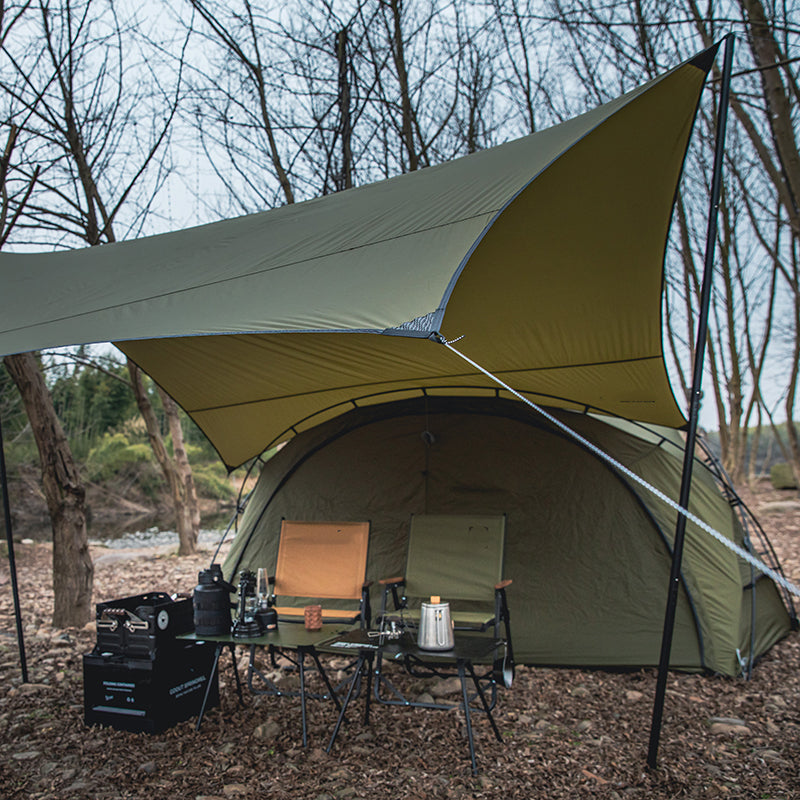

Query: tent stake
0;413;28;683
646;33;734;771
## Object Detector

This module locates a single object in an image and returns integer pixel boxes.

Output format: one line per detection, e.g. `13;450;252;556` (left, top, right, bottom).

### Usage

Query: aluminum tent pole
0;412;29;683
646;33;734;770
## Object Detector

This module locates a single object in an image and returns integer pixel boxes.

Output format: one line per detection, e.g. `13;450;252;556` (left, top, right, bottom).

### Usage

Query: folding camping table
317;629;504;775
179;624;350;745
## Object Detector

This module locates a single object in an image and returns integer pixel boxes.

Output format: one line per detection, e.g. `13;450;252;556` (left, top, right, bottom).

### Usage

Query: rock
17;683;53;695
708;717;751;736
571;685;590;697
759;500;800;514
65;780;94;793
12;750;41;760
430;676;462;696
415;692;435;705
139;760;157;774
625;690;643;702
254;719;282;739
576;719;593;732
222;786;248;797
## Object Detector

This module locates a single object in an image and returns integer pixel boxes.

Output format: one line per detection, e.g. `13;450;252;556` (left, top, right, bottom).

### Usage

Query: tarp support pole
0;413;29;683
646;32;734;771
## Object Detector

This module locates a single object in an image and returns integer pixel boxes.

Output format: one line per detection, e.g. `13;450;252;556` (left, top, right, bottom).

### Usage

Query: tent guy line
439;336;800;600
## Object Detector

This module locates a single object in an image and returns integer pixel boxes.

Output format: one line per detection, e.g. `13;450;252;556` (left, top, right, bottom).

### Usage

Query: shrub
770;463;797;490
86;432;154;482
192;462;236;501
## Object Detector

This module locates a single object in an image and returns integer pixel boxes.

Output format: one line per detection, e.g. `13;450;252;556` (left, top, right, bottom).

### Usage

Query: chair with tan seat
267;519;372;626
247;519;372;746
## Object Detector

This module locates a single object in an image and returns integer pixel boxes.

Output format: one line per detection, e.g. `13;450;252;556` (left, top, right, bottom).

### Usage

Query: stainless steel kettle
417;596;454;651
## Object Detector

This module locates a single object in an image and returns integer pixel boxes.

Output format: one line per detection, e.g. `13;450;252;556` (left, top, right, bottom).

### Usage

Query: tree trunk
158;386;201;543
127;361;197;555
3;352;93;628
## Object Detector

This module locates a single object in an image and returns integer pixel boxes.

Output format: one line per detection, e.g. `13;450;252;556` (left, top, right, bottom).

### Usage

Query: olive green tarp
1;50;717;468
223;397;792;676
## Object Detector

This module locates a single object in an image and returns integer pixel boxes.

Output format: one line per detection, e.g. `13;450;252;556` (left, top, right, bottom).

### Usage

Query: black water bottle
193;564;234;636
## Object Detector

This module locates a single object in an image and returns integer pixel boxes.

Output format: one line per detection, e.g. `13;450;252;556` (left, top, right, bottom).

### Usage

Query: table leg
326;652;366;753
458;659;478;776
466;661;502;742
195;642;224;732
363;652;373;725
299;650;308;747
310;649;341;711
229;644;244;706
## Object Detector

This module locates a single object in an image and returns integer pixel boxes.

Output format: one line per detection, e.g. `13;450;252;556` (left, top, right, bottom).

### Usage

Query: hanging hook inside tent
421;430;436;446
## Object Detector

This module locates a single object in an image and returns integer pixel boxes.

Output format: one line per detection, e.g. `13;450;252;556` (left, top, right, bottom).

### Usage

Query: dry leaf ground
1;480;799;799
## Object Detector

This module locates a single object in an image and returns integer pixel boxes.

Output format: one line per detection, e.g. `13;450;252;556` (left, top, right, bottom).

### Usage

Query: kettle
417;596;455;651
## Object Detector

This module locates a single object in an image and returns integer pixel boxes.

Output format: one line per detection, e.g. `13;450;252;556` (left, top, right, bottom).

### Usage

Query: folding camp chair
378;513;514;690
247;520;371;745
266;519;372;626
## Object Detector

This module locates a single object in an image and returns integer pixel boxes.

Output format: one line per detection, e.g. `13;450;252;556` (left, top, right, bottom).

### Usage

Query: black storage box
95;592;194;659
83;640;219;733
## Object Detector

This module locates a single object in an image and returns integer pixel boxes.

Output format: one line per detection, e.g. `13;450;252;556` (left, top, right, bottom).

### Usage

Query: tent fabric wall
222;397;792;677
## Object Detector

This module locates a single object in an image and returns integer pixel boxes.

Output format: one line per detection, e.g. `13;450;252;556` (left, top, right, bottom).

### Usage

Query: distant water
92;524;231;550
9;509;238;549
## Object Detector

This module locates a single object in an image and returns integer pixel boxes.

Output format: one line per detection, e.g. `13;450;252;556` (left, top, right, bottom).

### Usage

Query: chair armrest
495;579;513;590
378;577;406;617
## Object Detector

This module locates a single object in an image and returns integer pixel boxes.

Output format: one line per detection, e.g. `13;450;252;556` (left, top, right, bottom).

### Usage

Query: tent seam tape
440;339;800;599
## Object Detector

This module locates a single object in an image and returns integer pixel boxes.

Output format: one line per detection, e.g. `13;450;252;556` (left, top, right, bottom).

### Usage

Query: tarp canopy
0;48;717;467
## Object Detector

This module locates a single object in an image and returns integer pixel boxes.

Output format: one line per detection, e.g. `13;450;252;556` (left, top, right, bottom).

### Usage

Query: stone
625;690;643;702
254;719;282;740
430;676;463;696
222;786;248;797
759;499;800;514
708;717;751;736
12;750;42;760
139;761;157;774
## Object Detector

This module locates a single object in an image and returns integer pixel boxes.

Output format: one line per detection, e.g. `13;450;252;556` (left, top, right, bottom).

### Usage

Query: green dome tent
222;397;793;677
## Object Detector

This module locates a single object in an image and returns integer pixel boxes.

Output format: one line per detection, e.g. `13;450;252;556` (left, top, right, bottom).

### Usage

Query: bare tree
538;0;799;484
2;0;201;555
1;53;93;627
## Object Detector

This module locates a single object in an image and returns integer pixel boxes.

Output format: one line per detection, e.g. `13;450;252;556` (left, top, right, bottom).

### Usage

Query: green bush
192;462;236;501
86;432;154;482
770;463;797;490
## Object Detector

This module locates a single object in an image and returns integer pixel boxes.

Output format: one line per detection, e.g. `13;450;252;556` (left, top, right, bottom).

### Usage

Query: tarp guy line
439;337;800;599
